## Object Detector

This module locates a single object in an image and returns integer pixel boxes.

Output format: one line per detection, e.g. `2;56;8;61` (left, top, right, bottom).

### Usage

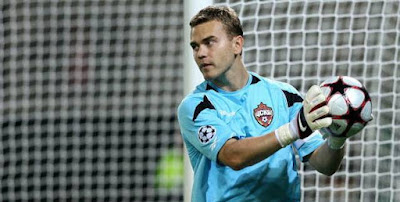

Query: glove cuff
275;123;298;147
327;136;347;150
294;107;313;139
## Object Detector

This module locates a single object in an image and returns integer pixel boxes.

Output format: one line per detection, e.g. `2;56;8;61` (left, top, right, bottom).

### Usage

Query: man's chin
202;70;224;82
202;73;215;81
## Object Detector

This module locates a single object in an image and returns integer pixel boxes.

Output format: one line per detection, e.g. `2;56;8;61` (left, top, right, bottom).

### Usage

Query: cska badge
253;102;273;127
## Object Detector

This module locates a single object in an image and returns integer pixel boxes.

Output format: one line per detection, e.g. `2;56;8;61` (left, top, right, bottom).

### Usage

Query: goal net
1;0;399;202
213;0;399;201
1;0;184;201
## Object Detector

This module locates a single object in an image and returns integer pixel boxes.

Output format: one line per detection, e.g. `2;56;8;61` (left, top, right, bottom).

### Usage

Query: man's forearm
309;142;345;176
217;132;282;170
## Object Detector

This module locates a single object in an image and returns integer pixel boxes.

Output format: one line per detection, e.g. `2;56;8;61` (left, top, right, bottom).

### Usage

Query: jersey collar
206;72;260;94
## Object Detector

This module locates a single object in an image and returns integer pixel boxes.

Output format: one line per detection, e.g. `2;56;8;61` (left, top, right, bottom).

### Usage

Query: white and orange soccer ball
320;76;373;137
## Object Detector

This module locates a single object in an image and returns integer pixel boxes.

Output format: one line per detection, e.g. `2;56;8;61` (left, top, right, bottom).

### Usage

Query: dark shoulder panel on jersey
193;96;216;121
206;84;217;91
282;90;303;107
250;75;261;84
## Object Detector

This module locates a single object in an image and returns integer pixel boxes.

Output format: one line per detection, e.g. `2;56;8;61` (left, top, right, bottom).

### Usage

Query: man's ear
232;35;244;55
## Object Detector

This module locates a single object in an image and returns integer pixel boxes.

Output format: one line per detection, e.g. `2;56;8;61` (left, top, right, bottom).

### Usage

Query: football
320;76;373;137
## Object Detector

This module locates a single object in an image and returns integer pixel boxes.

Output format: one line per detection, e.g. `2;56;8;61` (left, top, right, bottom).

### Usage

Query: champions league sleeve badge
198;125;216;144
253;102;274;127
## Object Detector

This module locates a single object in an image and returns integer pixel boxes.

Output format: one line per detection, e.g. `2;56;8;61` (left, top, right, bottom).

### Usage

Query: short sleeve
292;131;325;162
177;95;239;162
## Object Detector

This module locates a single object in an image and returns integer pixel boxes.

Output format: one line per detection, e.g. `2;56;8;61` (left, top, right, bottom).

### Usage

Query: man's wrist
275;123;298;147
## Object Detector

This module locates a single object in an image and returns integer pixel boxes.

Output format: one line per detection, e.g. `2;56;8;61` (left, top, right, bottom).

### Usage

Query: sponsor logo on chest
253;102;274;127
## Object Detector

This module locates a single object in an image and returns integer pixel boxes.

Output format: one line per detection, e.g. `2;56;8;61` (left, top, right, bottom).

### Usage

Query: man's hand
293;85;332;138
275;85;332;147
321;117;372;150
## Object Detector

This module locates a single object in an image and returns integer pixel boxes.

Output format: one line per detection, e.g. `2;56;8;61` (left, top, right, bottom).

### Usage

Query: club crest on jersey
253;102;273;127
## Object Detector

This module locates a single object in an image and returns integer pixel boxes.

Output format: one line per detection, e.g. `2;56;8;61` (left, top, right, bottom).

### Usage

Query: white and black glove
275;85;332;147
321;119;373;150
324;132;347;150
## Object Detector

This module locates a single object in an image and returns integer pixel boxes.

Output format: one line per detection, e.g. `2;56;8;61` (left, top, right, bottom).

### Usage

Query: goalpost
183;3;212;202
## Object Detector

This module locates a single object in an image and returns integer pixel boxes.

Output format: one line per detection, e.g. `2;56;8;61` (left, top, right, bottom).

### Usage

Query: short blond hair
190;6;243;39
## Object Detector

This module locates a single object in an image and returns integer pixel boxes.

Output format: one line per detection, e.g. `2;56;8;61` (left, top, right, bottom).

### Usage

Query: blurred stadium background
1;0;399;202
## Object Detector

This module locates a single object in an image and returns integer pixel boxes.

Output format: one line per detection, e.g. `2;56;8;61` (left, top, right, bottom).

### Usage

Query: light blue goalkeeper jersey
177;72;325;202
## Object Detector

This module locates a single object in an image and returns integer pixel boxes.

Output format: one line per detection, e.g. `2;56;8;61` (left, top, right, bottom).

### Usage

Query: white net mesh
214;0;399;201
1;0;184;201
2;0;400;201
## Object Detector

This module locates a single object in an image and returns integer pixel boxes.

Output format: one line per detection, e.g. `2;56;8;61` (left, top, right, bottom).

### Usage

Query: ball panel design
328;94;348;116
361;101;373;122
321;77;340;85
320;76;372;137
342;76;363;87
346;88;365;109
329;119;348;135
321;86;332;98
347;123;364;136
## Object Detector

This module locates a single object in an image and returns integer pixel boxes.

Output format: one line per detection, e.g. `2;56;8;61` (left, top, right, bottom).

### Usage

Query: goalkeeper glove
320;109;374;150
275;85;332;147
321;116;373;150
324;133;347;150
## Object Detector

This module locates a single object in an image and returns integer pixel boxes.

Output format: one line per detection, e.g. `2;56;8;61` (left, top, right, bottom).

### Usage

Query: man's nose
196;45;207;59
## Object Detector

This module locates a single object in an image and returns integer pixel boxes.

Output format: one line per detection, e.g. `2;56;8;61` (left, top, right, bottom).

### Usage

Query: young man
178;6;348;201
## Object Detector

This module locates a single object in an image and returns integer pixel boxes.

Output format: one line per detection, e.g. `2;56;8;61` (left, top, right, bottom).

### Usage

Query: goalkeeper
178;6;352;202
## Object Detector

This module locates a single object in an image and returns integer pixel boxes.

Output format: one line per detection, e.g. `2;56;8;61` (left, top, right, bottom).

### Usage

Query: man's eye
206;40;215;46
191;45;198;50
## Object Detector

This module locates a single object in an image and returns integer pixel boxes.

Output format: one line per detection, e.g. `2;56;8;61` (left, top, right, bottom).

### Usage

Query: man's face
190;20;237;81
